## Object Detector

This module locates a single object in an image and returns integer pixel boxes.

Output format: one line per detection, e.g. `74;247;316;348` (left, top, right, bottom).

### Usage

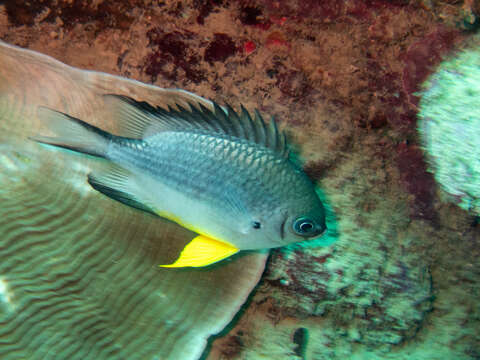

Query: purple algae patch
204;33;238;63
144;29;205;84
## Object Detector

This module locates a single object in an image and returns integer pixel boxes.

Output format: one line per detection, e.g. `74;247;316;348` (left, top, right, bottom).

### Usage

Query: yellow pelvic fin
160;235;239;268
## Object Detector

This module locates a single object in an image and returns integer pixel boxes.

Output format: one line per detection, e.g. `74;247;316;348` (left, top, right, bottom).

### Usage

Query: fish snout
317;222;327;236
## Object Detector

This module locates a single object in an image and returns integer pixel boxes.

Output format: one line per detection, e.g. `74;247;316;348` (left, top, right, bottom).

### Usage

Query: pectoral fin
160;235;239;268
88;166;157;216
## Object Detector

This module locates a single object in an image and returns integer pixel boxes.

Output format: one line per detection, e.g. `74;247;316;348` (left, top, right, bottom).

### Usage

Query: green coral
418;41;480;215
264;155;433;350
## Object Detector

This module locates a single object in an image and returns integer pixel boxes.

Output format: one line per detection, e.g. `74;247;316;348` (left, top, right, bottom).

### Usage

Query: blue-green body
35;95;327;250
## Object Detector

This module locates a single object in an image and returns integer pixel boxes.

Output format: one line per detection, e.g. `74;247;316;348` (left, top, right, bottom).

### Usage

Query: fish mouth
317;222;327;236
280;213;288;240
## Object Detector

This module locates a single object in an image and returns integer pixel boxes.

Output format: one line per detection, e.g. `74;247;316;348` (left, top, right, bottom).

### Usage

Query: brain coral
0;41;267;360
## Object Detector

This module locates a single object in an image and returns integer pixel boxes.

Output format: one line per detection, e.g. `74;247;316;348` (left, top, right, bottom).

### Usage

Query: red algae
396;143;437;220
144;29;205;84
4;0;140;30
243;40;256;55
257;0;417;22
204;33;238;63
239;5;264;25
195;0;224;25
402;27;462;106
265;31;289;49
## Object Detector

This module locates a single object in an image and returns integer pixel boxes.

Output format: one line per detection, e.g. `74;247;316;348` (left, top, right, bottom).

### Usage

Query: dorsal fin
103;94;288;157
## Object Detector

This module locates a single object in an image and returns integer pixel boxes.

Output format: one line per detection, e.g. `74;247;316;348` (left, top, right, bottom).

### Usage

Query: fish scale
107;130;284;211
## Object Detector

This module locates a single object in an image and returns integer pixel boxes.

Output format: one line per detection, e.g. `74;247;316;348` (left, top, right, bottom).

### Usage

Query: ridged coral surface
0;41;267;360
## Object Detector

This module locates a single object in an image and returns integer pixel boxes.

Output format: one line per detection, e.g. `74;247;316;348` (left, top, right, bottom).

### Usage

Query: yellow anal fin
160;235;239;268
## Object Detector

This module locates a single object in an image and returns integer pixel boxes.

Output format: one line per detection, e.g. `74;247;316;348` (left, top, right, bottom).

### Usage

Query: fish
32;94;327;267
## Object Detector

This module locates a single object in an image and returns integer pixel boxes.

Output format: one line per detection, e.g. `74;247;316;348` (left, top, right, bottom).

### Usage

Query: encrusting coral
418;35;480;216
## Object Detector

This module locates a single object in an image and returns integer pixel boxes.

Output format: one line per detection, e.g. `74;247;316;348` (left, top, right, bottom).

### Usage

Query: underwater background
0;0;479;359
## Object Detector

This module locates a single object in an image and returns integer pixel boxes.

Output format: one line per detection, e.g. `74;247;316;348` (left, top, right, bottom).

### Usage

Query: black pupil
300;222;313;232
253;221;261;229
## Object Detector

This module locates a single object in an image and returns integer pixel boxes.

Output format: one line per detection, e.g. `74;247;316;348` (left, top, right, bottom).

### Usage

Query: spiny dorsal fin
104;94;288;157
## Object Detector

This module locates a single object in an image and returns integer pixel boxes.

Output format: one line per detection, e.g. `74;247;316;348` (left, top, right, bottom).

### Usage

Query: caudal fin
32;107;111;157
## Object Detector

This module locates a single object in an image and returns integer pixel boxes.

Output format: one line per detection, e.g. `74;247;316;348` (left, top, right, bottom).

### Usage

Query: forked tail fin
31;107;111;157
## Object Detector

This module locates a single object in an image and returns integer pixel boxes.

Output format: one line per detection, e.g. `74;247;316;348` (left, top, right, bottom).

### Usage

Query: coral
277;70;310;99
0;41;267;360
262;156;433;349
265;234;433;347
418;37;480;215
2;1;480;359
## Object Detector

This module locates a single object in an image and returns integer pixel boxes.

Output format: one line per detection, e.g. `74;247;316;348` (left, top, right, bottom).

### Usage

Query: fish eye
293;217;316;236
252;221;261;229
